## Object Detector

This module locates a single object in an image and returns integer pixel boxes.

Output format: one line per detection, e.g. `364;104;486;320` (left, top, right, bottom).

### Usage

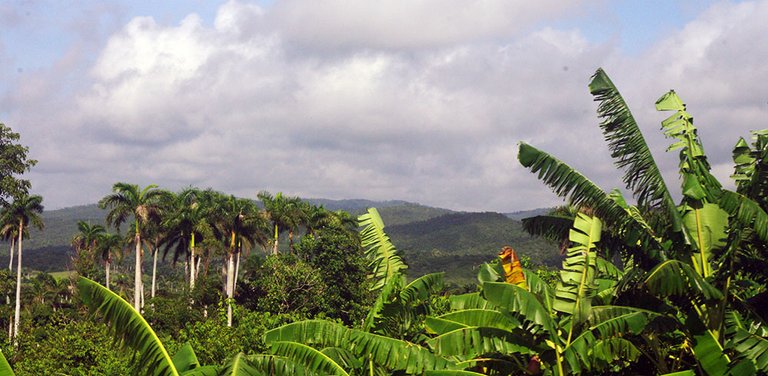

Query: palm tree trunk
226;252;235;327
190;233;196;289
8;238;14;271
151;246;158;299
105;259;111;290
13;220;23;341
227;230;236;327
133;232;142;312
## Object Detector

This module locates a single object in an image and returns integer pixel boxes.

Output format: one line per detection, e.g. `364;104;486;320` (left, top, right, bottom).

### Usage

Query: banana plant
426;213;658;375
518;68;768;374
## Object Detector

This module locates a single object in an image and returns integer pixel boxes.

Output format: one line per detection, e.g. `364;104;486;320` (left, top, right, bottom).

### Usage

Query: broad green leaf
270;342;349;376
731;328;768;372
436;309;521;332
172;343;201;372
481;282;556;338
400;272;444;305
681;202;728;277
358;208;407;291
686;315;730;376
427;327;536;358
77;277;179;376
265;320;455;373
720;190;768;242
0;350;13;376
449;293;491;311
217;353;263;376
425;371;487;376
554;214;601;326
644;260;722;302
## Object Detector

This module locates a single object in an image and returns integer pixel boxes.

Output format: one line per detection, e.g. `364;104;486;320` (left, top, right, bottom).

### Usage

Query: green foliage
0;123;37;207
295;227;372;325
8;317;132;375
238;254;328;317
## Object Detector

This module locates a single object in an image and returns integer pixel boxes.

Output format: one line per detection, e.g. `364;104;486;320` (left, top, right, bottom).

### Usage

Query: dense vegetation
1;67;768;375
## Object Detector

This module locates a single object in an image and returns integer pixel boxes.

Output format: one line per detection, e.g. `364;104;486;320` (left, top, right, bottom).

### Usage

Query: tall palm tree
258;191;303;255
96;232;123;290
216;194;268;326
163;188;213;290
3;193;43;340
99;183;169;311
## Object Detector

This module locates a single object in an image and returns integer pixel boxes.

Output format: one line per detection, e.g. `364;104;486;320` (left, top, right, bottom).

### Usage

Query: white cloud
4;0;768;213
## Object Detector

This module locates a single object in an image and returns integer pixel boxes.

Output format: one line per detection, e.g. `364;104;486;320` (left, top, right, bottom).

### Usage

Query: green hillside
4;200;557;283
386;212;559;283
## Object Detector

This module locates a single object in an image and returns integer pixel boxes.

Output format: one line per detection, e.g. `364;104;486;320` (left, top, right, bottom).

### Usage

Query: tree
258;191;303;255
3;193;44;341
162;188;213;290
99;183;170;311
96;232;123;290
0;124;37;207
215;194;268;327
71;221;106;280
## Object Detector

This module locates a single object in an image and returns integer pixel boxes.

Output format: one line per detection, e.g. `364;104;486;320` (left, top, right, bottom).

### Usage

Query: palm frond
358;208;407;290
589;68;681;230
77;277;178;376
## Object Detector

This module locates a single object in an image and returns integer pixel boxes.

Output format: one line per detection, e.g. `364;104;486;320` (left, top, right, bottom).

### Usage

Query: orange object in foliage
499;246;527;289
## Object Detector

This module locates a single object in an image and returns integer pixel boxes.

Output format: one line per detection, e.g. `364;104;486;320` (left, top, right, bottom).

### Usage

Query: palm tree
96;232;123;290
99;183;169;311
3;193;43;341
162;188;213;290
216;194;269;326
258;191;302;255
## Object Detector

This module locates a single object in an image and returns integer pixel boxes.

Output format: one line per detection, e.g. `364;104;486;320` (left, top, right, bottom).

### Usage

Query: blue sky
1;1;765;211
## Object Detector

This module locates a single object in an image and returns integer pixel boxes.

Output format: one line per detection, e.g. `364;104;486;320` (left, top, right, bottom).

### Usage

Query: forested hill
12;200;557;282
387;212;559;282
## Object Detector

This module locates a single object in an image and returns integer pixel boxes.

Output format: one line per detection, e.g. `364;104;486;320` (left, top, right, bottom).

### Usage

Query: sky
1;0;766;212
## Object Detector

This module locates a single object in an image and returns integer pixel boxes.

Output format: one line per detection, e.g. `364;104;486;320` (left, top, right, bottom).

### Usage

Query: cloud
5;0;768;213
